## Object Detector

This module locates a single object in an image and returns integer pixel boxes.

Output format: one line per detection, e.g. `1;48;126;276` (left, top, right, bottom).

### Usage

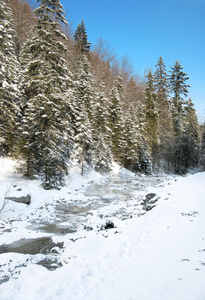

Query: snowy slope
0;158;205;300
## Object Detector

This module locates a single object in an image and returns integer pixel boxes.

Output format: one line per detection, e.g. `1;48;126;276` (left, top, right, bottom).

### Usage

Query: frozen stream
27;173;165;235
0;170;168;284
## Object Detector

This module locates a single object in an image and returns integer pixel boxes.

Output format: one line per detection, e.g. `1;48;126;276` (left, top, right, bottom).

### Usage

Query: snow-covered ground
0;158;205;300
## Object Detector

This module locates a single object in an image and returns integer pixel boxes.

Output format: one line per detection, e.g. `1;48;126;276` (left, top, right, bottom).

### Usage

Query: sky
60;0;205;122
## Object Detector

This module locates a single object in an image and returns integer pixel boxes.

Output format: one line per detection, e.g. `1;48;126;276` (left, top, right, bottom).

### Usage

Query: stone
5;195;31;205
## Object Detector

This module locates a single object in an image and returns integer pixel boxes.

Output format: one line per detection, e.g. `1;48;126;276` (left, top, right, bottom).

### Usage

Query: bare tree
8;0;36;58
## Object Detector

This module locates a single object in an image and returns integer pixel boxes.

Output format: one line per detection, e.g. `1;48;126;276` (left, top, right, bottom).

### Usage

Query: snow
0;158;205;299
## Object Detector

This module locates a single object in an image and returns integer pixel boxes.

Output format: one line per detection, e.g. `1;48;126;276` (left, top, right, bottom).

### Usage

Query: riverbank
0;158;205;299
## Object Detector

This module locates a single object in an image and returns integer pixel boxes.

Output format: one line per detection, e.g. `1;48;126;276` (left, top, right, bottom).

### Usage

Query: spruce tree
154;56;169;103
74;55;94;120
20;0;72;188
74;20;91;54
93;133;112;173
0;0;20;155
136;104;152;174
108;74;125;161
144;70;159;168
73;109;93;176
121;104;139;171
169;60;190;113
169;61;191;173
72;56;94;174
154;56;173;170
184;98;199;168
92;86;112;172
169;61;190;137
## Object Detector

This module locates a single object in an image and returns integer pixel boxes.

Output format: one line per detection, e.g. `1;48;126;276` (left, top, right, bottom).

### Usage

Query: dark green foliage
74;20;91;54
184;98;199;168
1;0;202;182
19;0;71;188
154;56;173;169
72;55;94;174
108;75;125;160
144;70;159;167
172;134;192;174
171;106;199;174
121;105;139;171
154;56;169;102
136;105;152;174
92;87;112;173
169;61;190;113
168;61;200;173
35;0;68;25
73;110;93;175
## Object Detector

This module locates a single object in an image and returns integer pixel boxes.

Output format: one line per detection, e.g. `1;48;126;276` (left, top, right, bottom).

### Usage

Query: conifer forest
1;0;205;190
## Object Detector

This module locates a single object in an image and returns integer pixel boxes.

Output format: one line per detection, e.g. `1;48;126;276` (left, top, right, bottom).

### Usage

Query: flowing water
0;172;166;283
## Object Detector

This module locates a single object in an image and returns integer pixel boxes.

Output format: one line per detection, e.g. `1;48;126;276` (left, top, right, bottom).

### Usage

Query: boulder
5;184;31;205
5;194;31;205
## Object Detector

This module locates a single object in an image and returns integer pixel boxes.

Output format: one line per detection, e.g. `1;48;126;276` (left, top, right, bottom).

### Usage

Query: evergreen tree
108;74;125;161
0;0;20;155
93;133;112;173
172;134;191;174
74;109;93;175
72;56;94;174
93;86;110;141
184;98;199;168
121;104;139;171
169;60;190;113
74;20;91;54
74;55;94;120
20;0;72;188
144;70;159;168
92;85;112;172
136;104;152;174
169;61;191;173
154;56;169;103
154;56;173;170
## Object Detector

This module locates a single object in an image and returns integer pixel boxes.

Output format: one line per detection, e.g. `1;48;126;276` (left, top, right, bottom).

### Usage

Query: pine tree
93;133;112;173
0;0;20;155
169;60;190;113
154;56;173;170
74;55;94;120
92;85;112;172
72;56;94;174
108;74;125;161
144;70;159;168
74;110;93;176
169;61;191;173
154;56;169;103
136;104;152;174
19;0;72;188
74;20;91;54
93;86;110;141
184;98;199;168
121;104;139;171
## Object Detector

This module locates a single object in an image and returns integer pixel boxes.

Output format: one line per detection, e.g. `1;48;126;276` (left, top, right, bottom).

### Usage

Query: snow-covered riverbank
0;158;205;299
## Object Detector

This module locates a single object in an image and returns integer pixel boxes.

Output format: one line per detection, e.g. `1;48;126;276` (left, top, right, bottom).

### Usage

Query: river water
0;172;167;283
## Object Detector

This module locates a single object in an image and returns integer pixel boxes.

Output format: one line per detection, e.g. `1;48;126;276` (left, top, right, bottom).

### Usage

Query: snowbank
0;158;205;299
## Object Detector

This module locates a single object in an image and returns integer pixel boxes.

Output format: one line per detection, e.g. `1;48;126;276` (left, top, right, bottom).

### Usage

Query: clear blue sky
60;0;205;122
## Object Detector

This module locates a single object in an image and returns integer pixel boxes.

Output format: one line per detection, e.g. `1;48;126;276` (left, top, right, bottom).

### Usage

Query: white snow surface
0;158;205;300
